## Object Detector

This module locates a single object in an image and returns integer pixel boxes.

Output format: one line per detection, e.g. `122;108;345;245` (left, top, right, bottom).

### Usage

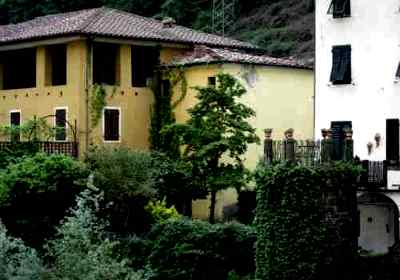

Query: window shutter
330;45;351;85
332;0;350;18
395;62;400;79
104;109;120;141
386;119;399;166
331;121;352;160
10;112;20;142
55;109;66;141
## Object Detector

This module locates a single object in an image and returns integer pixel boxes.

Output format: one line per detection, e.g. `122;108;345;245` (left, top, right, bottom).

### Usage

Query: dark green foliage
85;147;157;233
0;153;89;248
45;190;146;280
151;152;206;216
149;69;180;158
0;142;40;169
236;190;256;225
146;218;255;280
166;73;259;223
255;162;361;280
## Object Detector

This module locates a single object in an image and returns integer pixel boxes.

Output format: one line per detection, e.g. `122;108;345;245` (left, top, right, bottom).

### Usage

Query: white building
316;0;400;253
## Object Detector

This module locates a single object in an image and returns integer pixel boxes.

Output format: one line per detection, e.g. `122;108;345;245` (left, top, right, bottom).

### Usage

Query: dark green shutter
55;109;66;141
331;121;352;160
386;119;399;166
104;109;119;141
333;0;350;18
10;111;20;142
330;45;351;85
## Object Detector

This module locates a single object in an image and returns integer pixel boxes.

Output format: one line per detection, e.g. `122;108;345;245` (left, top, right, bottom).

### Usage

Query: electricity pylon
212;0;236;37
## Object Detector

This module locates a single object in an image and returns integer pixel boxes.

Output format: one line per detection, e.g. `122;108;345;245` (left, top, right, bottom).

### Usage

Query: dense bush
145;200;181;225
0;142;40;169
150;152;202;216
0;153;89;247
85;147;157;233
0;222;45;279
146;218;255;280
255;162;360;280
46;190;146;280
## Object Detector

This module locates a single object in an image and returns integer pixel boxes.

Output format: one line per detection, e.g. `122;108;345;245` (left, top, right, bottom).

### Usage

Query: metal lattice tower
212;0;236;37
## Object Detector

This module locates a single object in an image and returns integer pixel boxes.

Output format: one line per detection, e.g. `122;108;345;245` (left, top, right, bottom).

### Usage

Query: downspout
85;38;93;154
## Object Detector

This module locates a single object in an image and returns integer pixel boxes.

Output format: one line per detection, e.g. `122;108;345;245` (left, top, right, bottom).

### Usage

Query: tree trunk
209;190;217;224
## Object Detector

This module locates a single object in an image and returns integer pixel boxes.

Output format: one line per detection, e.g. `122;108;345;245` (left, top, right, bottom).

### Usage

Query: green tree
167;73;259;223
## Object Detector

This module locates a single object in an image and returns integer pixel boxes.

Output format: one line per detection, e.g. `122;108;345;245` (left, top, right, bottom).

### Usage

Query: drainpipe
85;38;93;154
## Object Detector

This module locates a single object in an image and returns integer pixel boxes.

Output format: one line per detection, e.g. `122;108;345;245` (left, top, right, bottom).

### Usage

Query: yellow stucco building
167;46;314;219
0;8;314;220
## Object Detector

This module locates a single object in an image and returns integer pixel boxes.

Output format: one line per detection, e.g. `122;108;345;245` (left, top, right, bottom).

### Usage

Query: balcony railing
359;160;387;189
0;141;78;158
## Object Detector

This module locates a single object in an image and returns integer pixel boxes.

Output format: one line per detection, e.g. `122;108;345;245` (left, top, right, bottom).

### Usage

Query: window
55;108;67;141
328;0;351;18
208;76;216;87
330;45;351;85
10;111;20;142
103;108;120;142
132;46;159;87
46;44;67;86
93;43;120;85
330;121;352;160
0;48;36;90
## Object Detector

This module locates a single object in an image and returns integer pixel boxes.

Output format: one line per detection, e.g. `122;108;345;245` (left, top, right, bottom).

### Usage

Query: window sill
327;82;356;87
103;139;121;144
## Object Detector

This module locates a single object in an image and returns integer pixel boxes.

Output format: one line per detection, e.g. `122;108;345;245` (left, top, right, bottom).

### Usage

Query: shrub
145;200;181;224
146;219;255;280
85;147;157;233
0;222;45;280
0;153;89;247
45;190;146;280
150;152;201;216
0;142;40;169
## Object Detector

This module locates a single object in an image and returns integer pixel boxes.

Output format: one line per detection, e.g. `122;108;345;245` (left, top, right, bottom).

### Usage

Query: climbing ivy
149;66;187;158
90;84;107;128
254;162;361;280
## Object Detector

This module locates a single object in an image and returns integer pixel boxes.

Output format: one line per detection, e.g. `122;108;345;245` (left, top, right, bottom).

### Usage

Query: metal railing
0;141;79;158
269;140;321;166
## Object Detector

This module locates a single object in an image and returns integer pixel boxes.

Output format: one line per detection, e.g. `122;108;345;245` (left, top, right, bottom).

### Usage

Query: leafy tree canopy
166;73;259;223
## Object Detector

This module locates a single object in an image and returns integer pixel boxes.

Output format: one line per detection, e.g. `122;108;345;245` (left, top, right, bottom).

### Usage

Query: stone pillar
284;128;295;163
321;128;332;163
264;129;273;164
343;128;354;161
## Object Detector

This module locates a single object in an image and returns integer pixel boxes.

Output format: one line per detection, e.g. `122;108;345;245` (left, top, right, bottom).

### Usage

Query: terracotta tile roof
165;45;313;69
0;7;256;50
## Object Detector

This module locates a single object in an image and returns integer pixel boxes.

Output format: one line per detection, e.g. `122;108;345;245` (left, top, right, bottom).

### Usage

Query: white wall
316;0;400;159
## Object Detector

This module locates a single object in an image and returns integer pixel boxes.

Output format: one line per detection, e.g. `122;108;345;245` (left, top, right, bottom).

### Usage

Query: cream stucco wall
173;63;314;220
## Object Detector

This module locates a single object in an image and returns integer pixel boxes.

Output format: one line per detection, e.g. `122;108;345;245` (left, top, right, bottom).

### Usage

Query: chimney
162;17;176;28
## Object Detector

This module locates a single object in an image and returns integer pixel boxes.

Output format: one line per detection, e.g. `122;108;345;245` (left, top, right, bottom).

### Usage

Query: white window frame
54;107;68;142
102;106;121;143
9;109;21;142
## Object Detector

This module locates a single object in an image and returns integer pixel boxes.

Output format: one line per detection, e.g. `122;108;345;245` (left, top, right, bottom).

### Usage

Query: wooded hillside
0;0;314;60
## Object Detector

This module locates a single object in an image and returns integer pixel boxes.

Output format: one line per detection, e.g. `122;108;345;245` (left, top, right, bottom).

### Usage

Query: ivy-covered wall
255;162;361;280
